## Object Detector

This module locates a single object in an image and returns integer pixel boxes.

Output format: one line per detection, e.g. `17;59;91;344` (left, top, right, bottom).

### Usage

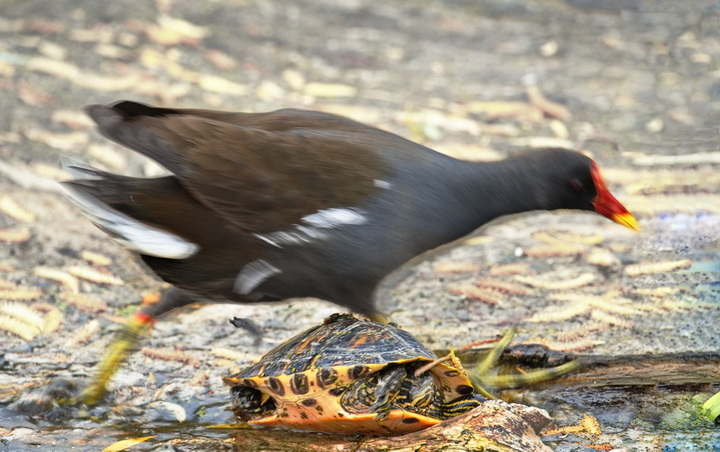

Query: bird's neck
444;157;561;227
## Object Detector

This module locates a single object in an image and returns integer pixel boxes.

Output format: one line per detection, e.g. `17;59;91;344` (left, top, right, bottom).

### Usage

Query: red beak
591;163;639;231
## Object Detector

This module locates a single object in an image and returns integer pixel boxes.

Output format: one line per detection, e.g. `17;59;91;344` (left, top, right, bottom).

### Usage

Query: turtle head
228;384;276;421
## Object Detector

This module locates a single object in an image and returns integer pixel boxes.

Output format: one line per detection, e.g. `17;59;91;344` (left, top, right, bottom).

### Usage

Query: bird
61;100;638;403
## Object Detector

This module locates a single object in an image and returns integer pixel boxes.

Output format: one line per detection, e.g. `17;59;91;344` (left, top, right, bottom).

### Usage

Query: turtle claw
467;328;579;399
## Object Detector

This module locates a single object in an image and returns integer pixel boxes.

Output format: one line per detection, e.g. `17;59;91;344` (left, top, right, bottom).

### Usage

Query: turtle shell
225;313;479;435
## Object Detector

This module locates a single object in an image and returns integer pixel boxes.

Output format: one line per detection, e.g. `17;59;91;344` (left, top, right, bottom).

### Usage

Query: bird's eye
570;179;584;193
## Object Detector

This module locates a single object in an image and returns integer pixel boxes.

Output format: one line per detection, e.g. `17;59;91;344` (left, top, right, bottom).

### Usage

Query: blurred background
0;0;718;450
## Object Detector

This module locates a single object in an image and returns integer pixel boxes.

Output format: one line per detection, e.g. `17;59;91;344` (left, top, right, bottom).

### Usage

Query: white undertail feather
61;160;199;259
61;156;109;181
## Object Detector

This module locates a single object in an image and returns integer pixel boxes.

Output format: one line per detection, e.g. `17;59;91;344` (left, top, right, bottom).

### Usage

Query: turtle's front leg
370;366;408;420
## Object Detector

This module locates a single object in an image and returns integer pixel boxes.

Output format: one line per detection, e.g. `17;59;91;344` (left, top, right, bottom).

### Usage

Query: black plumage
63;100;638;321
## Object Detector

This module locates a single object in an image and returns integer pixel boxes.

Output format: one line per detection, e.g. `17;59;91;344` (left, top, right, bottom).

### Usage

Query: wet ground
0;0;718;450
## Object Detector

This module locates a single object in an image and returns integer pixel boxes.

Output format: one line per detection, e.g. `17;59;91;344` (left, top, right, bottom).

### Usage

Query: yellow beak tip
613;213;640;232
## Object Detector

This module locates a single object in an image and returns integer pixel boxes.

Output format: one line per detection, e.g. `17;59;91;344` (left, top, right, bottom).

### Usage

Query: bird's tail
60;158;198;259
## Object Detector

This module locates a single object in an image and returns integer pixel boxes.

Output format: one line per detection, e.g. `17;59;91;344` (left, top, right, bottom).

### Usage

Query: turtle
224;313;485;435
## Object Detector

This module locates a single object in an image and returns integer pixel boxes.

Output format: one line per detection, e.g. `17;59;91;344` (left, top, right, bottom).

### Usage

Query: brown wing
86;102;393;232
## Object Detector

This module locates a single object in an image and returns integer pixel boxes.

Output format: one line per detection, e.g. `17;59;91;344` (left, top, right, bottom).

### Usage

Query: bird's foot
701;391;720;422
467;327;579;399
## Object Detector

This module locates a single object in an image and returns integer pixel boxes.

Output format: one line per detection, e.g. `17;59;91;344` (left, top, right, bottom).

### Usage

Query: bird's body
63;101;638;404
64;101;637;321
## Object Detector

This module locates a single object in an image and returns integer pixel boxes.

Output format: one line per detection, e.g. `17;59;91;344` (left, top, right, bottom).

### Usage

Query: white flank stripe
373;179;392;189
235;259;281;295
302;207;367;229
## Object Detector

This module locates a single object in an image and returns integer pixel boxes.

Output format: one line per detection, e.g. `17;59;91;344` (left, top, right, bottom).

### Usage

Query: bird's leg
76;308;155;405
76;288;194;405
369;312;389;323
467;327;579;399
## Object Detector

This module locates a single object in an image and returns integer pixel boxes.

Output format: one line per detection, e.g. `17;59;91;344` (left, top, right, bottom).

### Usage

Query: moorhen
62;100;638;403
